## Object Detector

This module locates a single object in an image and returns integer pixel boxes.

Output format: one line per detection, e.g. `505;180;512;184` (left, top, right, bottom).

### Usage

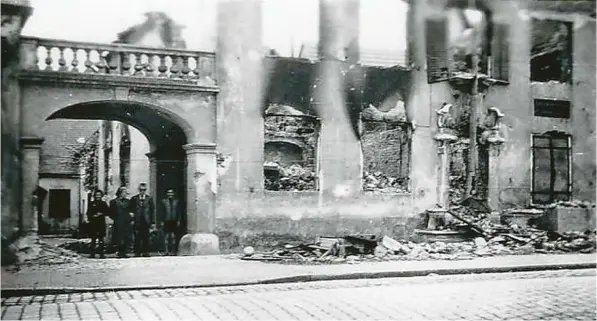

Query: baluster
169;56;181;79
133;53;144;76
58;47;68;72
121;53;132;76
34;46;41;70
107;51;120;75
44;47;53;71
144;54;155;77
192;57;201;80
158;55;168;77
84;49;94;73
181;56;191;80
71;49;80;73
96;51;108;74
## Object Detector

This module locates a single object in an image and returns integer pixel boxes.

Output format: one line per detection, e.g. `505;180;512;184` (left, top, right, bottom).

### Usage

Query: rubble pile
240;200;596;264
363;171;408;193
6;236;80;270
264;162;317;191
241;229;596;264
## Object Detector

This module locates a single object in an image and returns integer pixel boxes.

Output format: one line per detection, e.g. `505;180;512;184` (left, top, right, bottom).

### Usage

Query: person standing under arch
129;183;155;257
159;188;182;256
110;186;133;258
87;189;109;259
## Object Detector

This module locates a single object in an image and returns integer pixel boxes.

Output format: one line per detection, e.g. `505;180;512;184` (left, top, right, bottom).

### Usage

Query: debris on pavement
4;235;81;271
239;200;596;265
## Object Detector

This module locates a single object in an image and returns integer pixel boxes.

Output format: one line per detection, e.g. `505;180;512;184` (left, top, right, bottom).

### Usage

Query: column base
178;233;220;256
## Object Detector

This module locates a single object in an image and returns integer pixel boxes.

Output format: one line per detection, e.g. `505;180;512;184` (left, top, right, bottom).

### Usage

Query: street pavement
2;269;595;320
2;253;595;292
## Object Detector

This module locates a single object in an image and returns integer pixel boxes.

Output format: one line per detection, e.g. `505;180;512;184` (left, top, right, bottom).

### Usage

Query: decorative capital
1;0;33;43
487;135;506;145
183;143;217;155
436;102;454;129
434;128;458;142
20;136;44;148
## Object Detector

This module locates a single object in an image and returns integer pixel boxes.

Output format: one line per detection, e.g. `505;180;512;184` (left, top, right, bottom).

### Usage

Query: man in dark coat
159;188;182;256
87;189;110;258
129;183;155;257
110;186;132;258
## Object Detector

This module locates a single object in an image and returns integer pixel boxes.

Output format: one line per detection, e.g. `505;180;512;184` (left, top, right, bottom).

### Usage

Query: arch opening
40;100;189;236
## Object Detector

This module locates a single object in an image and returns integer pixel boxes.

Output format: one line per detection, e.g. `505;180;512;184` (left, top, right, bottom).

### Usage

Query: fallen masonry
2;236;81;271
240;230;596;265
240;201;597;265
264;162;317;191
363;171;409;193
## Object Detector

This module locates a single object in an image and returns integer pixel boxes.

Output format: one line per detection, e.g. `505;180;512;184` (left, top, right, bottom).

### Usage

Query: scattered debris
238;202;596;265
363;171;409;193
5;236;81;271
264;163;317;191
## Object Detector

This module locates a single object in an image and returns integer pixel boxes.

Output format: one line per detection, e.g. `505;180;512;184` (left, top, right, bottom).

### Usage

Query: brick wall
361;121;410;192
264;115;319;171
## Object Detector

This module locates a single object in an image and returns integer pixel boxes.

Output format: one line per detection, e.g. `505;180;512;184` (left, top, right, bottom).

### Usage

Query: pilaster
178;143;220;255
20;137;43;235
182;143;217;234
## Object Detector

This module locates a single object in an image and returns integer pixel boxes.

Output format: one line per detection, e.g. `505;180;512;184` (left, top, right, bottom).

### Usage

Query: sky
22;0;408;55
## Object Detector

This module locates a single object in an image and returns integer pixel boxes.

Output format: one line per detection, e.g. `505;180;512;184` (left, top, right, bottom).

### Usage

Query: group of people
86;183;183;258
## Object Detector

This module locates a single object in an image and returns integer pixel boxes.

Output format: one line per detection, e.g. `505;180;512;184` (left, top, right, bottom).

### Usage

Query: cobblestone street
2;269;595;320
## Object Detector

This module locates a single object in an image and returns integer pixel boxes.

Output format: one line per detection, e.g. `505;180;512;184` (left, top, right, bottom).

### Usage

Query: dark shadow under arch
46;100;189;234
46;100;192;151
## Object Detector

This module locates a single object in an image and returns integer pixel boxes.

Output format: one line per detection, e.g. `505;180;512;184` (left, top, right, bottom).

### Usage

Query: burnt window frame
530;18;573;83
424;8;510;84
530;132;572;205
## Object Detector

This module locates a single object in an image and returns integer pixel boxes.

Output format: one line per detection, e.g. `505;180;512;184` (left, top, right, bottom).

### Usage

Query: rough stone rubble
264;162;317;191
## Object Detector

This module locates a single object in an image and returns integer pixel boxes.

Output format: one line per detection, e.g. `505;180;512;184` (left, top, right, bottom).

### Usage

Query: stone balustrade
19;37;216;86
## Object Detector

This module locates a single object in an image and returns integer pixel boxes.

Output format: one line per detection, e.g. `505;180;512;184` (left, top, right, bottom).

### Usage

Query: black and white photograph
1;0;596;319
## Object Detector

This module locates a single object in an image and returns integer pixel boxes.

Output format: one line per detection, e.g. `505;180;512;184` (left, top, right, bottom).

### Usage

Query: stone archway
46;100;189;210
30;100;195;247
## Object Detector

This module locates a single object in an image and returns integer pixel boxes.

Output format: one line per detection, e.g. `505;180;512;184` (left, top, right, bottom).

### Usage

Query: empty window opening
531;132;572;204
263;105;319;191
426;5;509;83
531;19;572;83
360;102;410;193
48;189;71;219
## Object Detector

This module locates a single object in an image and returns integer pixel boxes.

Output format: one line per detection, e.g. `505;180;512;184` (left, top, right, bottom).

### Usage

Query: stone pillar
178;143;219;255
109;121;121;197
314;0;362;195
428;129;457;228
2;0;33;239
146;152;158;203
97;121;106;192
434;129;457;208
487;137;505;212
20;137;43;235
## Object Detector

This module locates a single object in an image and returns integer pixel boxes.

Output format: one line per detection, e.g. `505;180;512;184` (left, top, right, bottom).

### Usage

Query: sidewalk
2;253;595;296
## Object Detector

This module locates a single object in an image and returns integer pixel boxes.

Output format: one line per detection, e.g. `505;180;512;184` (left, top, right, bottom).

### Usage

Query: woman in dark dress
110;186;133;258
87;189;109;258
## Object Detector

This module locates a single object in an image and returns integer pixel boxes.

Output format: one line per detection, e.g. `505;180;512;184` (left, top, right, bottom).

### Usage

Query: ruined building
2;0;595;253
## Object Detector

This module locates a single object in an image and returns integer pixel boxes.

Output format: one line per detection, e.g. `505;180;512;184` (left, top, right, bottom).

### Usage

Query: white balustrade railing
20;37;216;86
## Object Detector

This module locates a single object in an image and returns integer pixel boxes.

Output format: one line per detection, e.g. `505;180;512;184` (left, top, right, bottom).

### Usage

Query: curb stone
1;262;595;298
